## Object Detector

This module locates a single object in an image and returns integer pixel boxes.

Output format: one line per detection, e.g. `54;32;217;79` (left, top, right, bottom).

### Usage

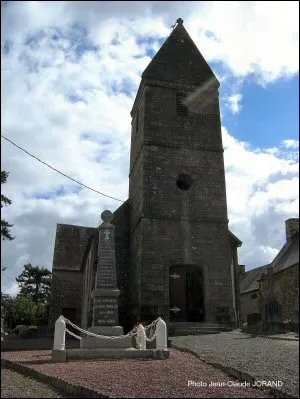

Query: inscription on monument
96;228;116;288
93;297;118;326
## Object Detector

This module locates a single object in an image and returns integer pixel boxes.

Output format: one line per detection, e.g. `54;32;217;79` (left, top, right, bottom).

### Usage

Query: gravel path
171;331;299;398
2;349;276;398
1;368;70;398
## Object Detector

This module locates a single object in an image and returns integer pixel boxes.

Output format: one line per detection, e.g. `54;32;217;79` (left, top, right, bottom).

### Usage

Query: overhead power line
1;272;16;283
1;134;125;203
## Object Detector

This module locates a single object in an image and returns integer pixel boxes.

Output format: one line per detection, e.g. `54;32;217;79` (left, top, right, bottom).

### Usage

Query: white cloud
1;1;299;294
282;139;299;149
1;277;19;297
226;93;243;114
223;127;299;268
188;1;299;84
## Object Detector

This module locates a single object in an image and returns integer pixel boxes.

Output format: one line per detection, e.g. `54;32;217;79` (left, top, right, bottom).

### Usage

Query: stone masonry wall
285;218;299;242
139;218;233;323
128;76;234;325
144;83;222;150
259;264;299;321
49;224;96;329
48;269;83;328
113;201;131;330
240;290;260;325
81;240;97;330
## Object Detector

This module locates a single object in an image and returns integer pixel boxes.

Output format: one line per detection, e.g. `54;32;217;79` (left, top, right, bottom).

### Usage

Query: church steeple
141;18;218;87
127;17;234;327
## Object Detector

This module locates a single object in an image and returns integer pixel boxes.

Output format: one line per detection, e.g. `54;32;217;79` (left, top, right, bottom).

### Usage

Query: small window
176;93;189;117
251;294;257;299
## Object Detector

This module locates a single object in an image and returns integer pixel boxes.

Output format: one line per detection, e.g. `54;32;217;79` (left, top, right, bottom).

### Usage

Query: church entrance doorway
169;265;204;322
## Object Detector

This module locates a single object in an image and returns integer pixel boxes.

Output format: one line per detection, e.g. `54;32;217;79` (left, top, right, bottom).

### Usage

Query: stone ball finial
101;210;113;223
177;18;184;25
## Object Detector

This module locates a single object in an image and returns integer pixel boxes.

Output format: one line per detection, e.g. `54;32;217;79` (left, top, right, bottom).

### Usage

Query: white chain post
53;315;66;350
155;317;167;350
135;324;147;350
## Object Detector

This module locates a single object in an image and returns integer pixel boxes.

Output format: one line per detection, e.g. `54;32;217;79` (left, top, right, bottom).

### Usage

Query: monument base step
81;334;133;349
52;348;169;362
87;325;124;336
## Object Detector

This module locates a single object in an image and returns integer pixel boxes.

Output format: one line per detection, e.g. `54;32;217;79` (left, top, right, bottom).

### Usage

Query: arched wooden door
169;265;204;322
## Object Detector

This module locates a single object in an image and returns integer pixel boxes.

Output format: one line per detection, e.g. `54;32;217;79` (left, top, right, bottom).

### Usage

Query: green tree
1;170;15;272
1;293;48;329
1;170;15;241
16;264;52;304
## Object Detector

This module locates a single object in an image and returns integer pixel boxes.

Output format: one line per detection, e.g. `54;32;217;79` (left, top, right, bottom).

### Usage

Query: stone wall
240;290;260;325
81;240;97;330
128;75;234;326
138;218;233;324
52;224;96;270
259;264;299;321
129;221;142;323
48;269;83;328
230;246;241;327
48;224;96;329
285;218;299;242
113;201;131;330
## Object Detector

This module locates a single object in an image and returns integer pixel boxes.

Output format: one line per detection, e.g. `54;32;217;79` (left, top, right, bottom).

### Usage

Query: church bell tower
128;19;234;326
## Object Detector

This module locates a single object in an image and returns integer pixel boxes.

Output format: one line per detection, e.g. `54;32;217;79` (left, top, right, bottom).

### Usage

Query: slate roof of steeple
141;18;218;87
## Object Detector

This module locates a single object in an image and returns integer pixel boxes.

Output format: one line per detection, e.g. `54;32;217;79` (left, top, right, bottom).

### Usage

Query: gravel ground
2;349;276;398
171;331;299;398
1;368;70;398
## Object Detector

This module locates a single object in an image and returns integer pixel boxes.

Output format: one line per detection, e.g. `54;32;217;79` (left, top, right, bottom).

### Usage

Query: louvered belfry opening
176;93;189;117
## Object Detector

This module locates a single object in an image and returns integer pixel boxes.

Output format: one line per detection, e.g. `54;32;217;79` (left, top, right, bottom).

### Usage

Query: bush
14;325;37;339
20;325;37;339
14;325;27;335
2;295;49;330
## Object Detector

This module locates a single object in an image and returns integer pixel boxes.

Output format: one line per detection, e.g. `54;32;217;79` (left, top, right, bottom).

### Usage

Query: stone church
48;19;242;333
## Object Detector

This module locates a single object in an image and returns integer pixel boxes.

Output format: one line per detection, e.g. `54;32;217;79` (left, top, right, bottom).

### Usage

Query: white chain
145;320;158;342
65;328;82;340
62;317;160;340
62;317;136;339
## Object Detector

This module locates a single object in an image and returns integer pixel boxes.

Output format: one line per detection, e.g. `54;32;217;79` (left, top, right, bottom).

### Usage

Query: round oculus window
176;174;193;191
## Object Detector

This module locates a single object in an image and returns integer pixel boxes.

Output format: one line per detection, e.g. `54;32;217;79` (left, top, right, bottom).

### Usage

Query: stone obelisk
88;210;123;336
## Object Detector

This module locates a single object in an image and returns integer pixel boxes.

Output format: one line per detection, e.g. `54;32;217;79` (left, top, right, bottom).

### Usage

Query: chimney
239;265;245;274
285;218;299;242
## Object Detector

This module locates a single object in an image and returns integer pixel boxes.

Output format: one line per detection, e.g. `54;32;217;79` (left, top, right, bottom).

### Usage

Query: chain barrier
145;320;158;342
65;328;82;340
61;316;160;340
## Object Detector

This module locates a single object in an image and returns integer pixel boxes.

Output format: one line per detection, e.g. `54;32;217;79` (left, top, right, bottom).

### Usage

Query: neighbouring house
240;218;299;332
239;265;266;326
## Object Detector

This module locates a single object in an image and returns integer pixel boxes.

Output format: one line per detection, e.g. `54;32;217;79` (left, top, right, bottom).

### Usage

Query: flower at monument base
282;319;292;332
282;319;291;324
133;321;146;329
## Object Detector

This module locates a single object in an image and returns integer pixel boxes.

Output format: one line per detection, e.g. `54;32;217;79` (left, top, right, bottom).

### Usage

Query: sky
1;1;299;296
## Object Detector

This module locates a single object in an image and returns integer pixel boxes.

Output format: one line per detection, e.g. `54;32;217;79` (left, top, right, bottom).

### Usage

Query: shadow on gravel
15;359;51;366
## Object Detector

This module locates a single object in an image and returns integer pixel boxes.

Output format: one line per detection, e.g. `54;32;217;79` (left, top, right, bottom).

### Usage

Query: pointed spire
142;19;218;87
171;18;184;30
